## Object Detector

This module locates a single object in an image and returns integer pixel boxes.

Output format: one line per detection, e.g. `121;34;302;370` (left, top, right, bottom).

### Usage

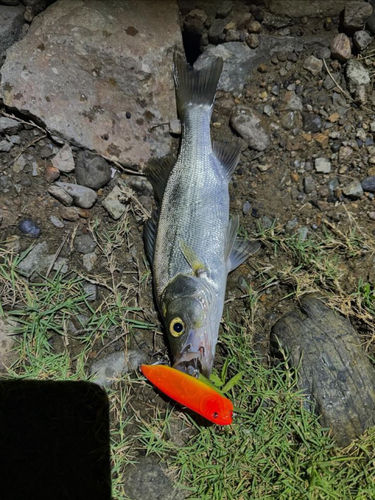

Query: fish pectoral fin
227;238;261;273
213;141;242;179
179;239;207;277
145;156;175;202
224;215;239;262
143;209;158;263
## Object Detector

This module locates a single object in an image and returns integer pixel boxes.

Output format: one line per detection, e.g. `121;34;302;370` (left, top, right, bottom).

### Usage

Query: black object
0;380;111;500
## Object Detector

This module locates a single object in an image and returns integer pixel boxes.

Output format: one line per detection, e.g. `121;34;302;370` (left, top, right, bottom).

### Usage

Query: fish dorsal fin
227;238;261;273
174;52;223;118
213;141;242;179
179;239;207;277
224;215;239;262
145;156;175;202
143;210;159;263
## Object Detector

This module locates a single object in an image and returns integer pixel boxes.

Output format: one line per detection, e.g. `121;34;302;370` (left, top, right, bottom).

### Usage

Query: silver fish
144;53;260;378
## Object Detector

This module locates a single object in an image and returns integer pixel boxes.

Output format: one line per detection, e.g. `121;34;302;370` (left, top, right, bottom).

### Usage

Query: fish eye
170;317;185;337
213;412;218;419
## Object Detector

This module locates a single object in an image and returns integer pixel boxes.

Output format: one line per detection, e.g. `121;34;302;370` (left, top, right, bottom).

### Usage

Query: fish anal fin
213;141;242;179
144;210;159;263
179;239;207;277
145;156;175;202
227;238;261;273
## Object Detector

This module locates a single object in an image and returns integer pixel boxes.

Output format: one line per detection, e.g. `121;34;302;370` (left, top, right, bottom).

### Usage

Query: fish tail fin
173;51;223;118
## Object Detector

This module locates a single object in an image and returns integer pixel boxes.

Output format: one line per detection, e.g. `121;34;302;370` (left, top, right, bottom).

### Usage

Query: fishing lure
141;364;233;425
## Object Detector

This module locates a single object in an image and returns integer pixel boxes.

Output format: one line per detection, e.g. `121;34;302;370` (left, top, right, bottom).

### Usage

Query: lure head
160;274;219;378
199;390;234;425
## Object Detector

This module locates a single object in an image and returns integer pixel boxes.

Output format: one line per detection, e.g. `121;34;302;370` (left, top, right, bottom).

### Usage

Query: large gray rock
343;2;373;31
195;36;298;92
75;151;111;190
0;4;24;60
230;106;270;151
0;0;182;168
55;182;97;208
346;59;370;94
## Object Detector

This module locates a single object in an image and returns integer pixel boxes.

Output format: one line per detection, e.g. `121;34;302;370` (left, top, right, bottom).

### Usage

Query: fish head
161;274;217;378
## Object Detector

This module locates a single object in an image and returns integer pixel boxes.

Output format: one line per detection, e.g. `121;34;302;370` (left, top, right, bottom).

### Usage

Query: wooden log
271;295;375;446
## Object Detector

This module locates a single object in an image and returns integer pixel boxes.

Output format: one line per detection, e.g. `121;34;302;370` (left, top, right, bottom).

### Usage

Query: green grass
1;210;375;499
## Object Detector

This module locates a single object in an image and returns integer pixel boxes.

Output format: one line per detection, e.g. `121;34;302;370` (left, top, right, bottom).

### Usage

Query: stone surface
55;182;97;209
0;140;12;152
284;91;302;111
75;151;111;190
343;180;363;199
0;0;182;168
183;8;207;35
48;184;73;206
0;315;18;372
0;4;24;60
19;219;41;237
346;60;370;94
343;2;373;31
315;157;331;173
330;33;351;62
0;116;22;134
50;215;64;228
302;113;322;133
82;252;97;272
90;349;148;387
51;143;75;173
361;176;375;192
74;234;97;254
303;55;323;75
269;0;353;17
17;241;49;276
102;185;127;219
230;106;270;151
353;30;372;51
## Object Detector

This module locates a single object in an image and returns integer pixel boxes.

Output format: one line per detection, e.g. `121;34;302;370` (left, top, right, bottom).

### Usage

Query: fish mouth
172;332;213;378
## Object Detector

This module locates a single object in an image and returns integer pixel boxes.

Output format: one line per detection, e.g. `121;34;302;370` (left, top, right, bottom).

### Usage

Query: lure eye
213;412;218;419
169;317;185;337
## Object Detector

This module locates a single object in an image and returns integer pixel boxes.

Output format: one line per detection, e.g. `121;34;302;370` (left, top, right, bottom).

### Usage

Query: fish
144;52;260;378
140;364;233;425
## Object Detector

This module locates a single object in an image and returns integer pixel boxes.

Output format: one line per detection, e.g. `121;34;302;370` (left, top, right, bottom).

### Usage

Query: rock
298;227;309;241
216;1;233;19
60;206;79;221
315;157;331;173
48;185;73;206
302;113;322;133
0;0;182;167
51;143;75;173
230;106;270;151
242;200;251;215
39;144;54;158
284;91;303;111
343;180;363;199
75;151;111;190
45;165;60;183
281;111;301;131
339;146;354;162
247;21;261;34
0;140;12;152
343;2;373;31
55;182;97;209
82;252;97;272
345;60;370;94
303;175;315;194
18;219;41;237
83;282;97;302
238;13;253;30
102;185;127;220
50;215;64;228
0;4;24;60
208;18;226;44
74;234;97;254
315;46;331;60
8;134;21;144
263;104;274;117
353;30;372;51
0;315;18;372
361;176;375;192
367;12;375;34
285;217;298;231
123;457;179;500
12;154;26;173
169;119;181;135
330;33;351;62
246;33;259;49
90;349;148;388
17;241;49;277
303;55;322;75
368;211;375;221
225;29;241;42
183;9;207;35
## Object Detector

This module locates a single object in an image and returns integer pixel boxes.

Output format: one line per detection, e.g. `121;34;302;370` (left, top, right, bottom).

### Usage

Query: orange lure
141;364;233;425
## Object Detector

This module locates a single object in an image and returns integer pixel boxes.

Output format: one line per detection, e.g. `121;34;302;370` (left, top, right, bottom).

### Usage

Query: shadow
0;379;111;500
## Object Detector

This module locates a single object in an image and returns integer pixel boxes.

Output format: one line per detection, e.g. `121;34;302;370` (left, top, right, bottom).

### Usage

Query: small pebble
19;219;41;238
50;216;64;228
243;201;251;215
